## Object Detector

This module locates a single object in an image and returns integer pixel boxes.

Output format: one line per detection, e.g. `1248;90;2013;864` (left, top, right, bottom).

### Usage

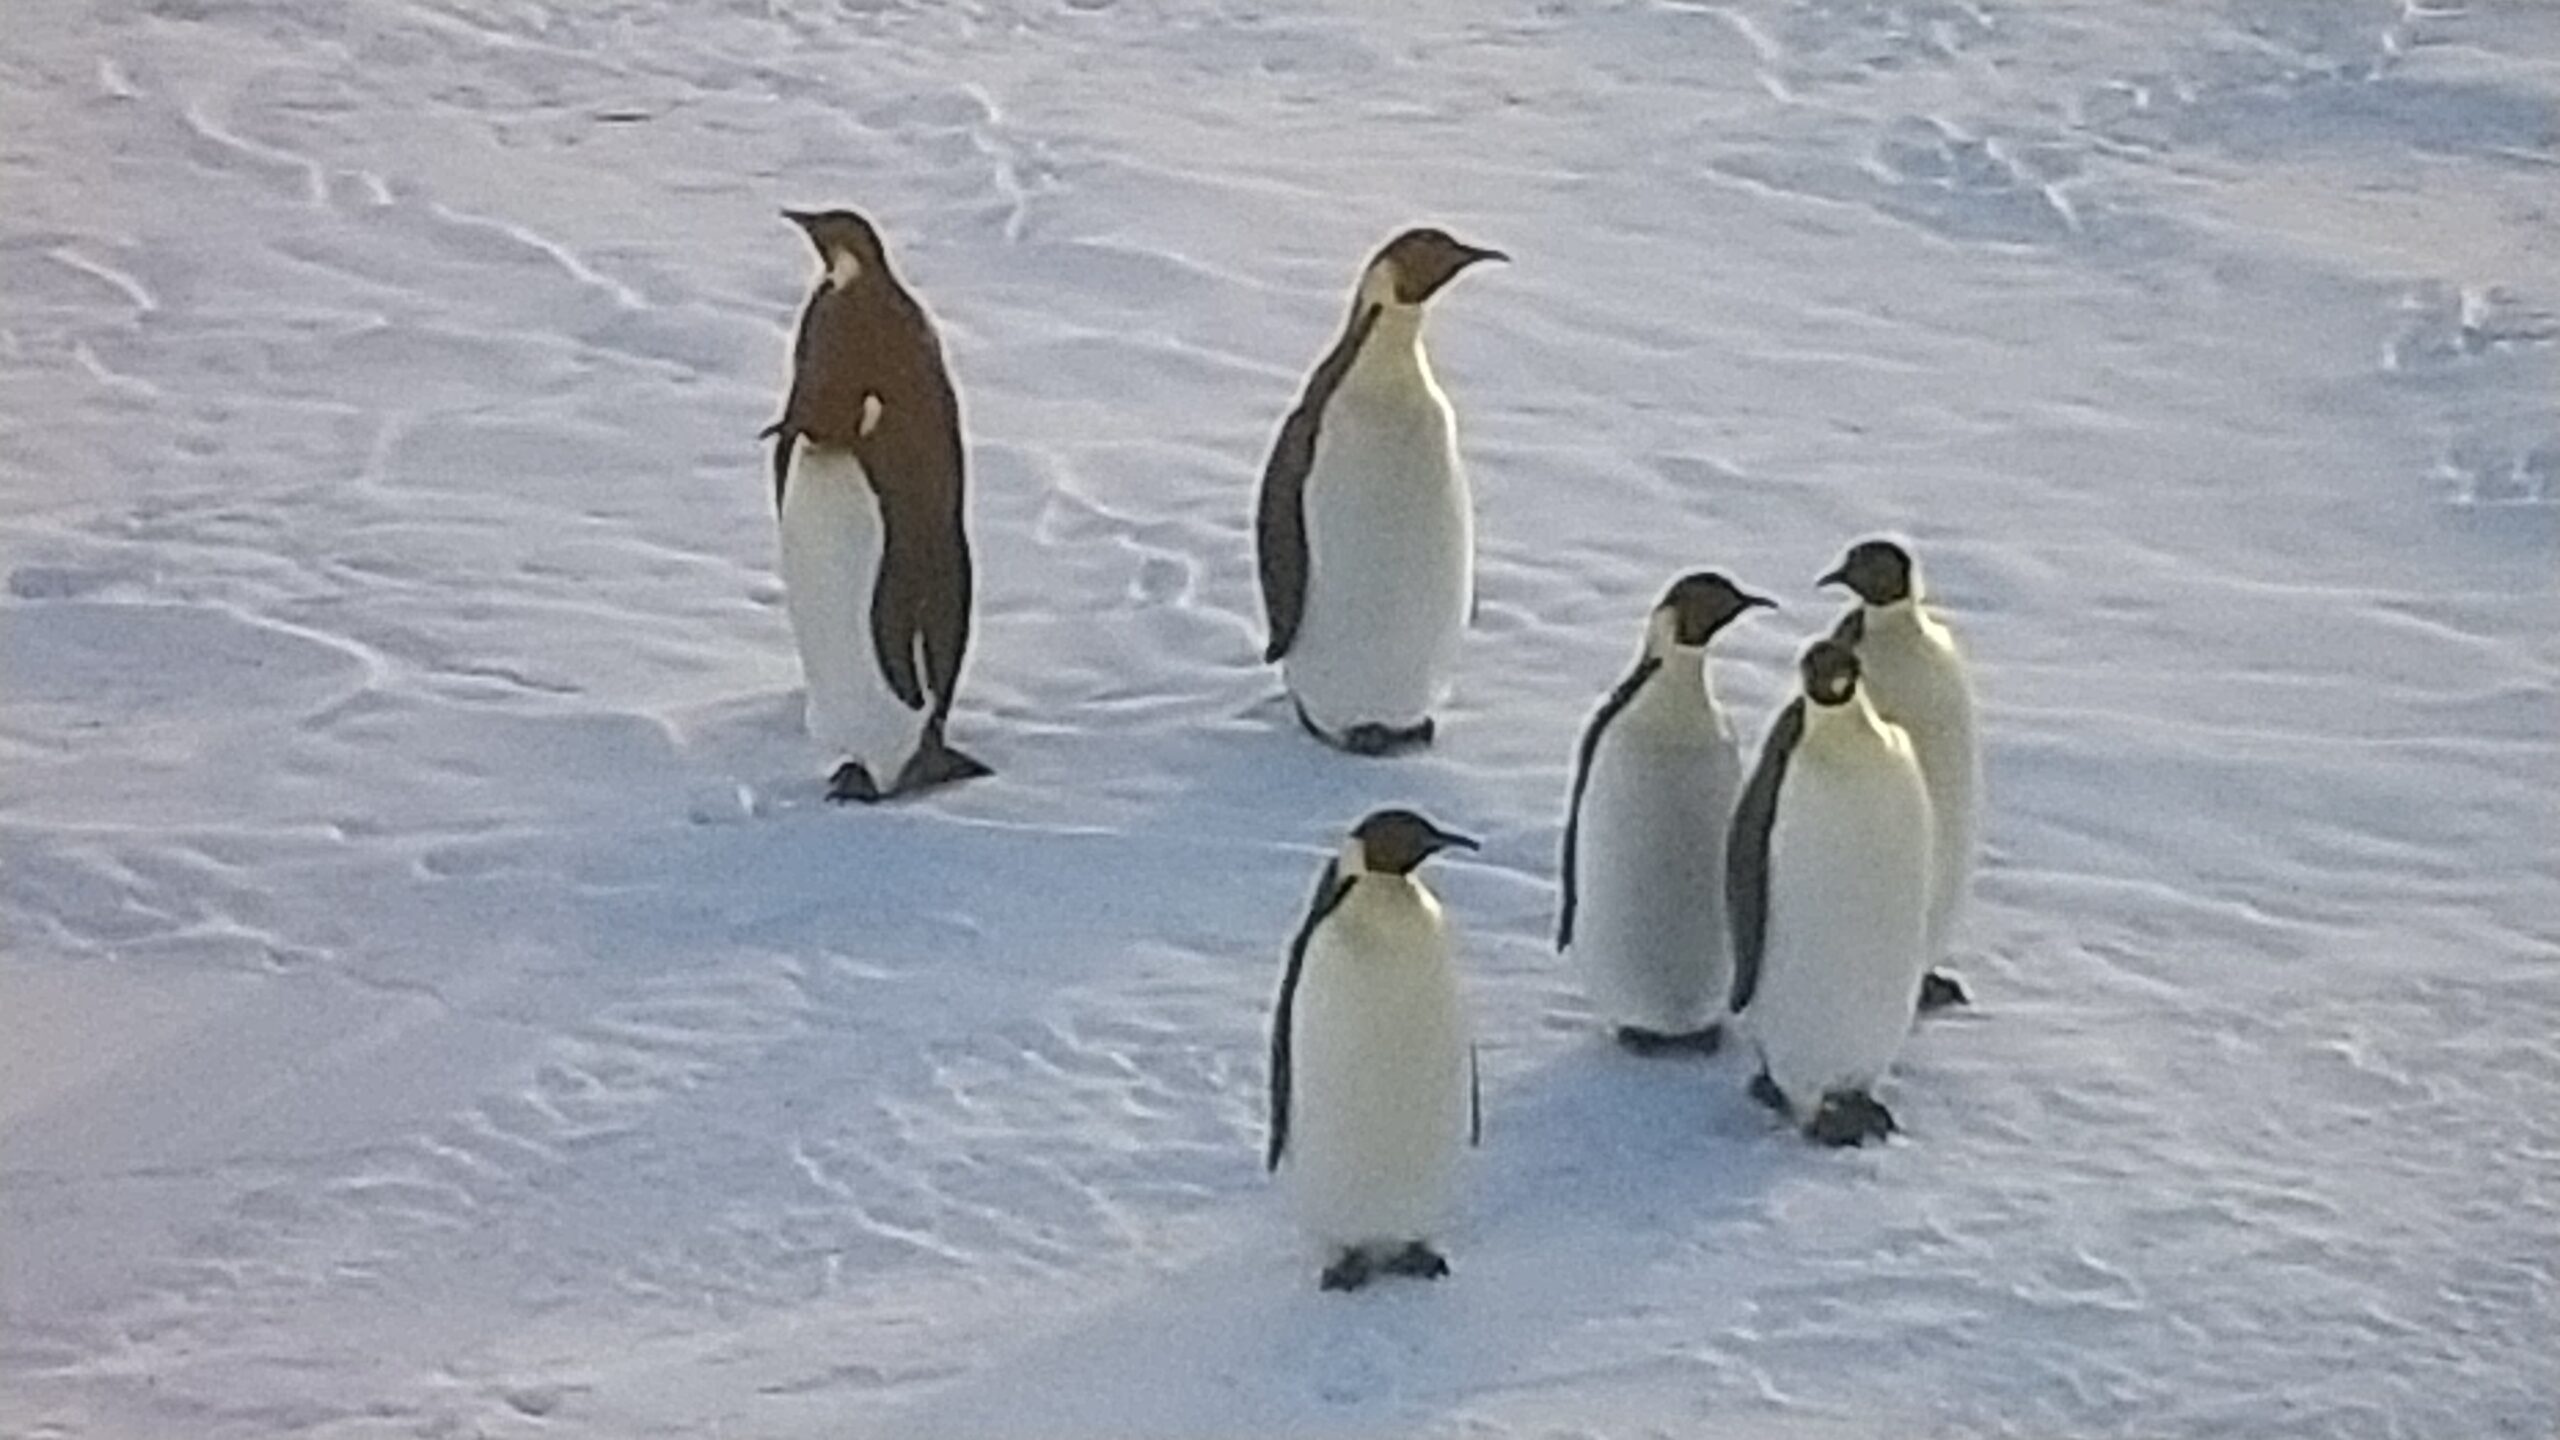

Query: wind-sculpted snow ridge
3;0;2554;1436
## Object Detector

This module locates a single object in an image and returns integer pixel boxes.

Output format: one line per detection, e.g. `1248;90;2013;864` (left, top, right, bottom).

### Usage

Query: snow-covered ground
5;0;2556;1435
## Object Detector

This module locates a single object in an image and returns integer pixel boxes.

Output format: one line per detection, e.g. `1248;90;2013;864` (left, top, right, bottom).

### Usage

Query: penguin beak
1461;244;1510;268
1739;590;1778;612
1429;826;1482;856
1816;565;1850;590
782;208;819;230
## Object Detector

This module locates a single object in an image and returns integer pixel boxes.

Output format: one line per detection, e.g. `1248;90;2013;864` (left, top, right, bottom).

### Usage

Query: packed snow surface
4;0;2557;1435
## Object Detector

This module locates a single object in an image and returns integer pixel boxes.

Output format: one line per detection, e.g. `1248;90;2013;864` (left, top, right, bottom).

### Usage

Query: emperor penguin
1820;538;1979;1009
1557;572;1775;1055
764;208;990;804
1255;228;1507;756
1726;640;1935;1146
1267;808;1483;1291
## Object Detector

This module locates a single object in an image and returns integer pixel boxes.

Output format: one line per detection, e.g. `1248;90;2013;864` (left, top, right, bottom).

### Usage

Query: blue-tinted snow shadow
875;1035;1806;1439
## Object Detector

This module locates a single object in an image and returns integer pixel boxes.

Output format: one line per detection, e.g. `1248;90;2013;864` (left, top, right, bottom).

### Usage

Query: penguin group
763;210;1984;1293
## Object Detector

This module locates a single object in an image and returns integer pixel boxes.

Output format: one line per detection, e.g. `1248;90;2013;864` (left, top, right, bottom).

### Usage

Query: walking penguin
1269;809;1483;1291
1727;640;1935;1145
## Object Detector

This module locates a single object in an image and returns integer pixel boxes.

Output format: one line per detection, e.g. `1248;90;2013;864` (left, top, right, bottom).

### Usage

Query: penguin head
784;208;892;287
1653;571;1776;651
1818;538;1916;608
1345;808;1481;877
1801;639;1862;708
1364;228;1508;308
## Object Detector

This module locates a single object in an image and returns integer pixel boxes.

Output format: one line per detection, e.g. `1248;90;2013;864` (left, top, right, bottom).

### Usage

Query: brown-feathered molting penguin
766;208;989;802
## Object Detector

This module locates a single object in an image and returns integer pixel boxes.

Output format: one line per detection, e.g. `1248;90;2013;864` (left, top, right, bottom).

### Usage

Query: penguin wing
1556;656;1662;951
857;297;969;715
867;506;930;714
1268;861;1356;1173
1255;303;1382;664
1726;697;1806;1014
1469;1043;1483;1148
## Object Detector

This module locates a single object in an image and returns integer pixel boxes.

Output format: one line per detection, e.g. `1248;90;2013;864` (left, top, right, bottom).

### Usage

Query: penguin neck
1863;595;1923;631
1800;691;1890;755
1863;594;1952;652
1639;641;1712;711
1341;300;1435;399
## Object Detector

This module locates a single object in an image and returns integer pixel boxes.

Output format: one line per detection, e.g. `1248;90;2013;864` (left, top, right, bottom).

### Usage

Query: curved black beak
1816;565;1850;590
782;208;819;229
1739;590;1779;612
1429;825;1482;855
1462;244;1510;268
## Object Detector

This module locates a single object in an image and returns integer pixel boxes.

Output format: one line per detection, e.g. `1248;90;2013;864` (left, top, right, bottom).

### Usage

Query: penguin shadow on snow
883;1038;1803;1438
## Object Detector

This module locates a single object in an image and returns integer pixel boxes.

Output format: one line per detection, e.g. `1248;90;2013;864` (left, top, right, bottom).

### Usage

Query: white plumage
1852;600;1980;966
776;439;929;783
1279;851;1473;1254
1282;292;1474;739
1745;690;1935;1120
1569;637;1745;1038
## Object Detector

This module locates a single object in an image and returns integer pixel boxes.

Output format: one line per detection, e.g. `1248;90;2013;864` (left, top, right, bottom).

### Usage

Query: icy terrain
4;0;2556;1435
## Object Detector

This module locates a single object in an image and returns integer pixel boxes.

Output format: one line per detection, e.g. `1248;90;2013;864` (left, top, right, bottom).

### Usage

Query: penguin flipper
1557;656;1661;951
867;540;929;714
916;520;974;730
1829;605;1866;649
1268;862;1356;1172
1726;698;1805;1014
1255;405;1319;665
767;426;797;510
1256;303;1383;665
1469;1043;1483;1148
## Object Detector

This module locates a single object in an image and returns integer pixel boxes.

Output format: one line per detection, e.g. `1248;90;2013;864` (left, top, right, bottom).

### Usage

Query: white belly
1572;721;1743;1034
777;441;929;780
1746;746;1934;1115
1863;642;1980;961
1281;885;1471;1249
1282;392;1473;735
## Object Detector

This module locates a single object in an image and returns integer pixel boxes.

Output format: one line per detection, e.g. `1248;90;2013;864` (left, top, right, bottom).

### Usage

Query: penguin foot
1747;1069;1791;1114
1318;1250;1375;1293
1379;1242;1450;1280
895;739;993;797
825;761;886;805
1337;718;1435;757
1805;1090;1897;1148
1919;970;1972;1012
1616;1023;1723;1058
1291;701;1436;757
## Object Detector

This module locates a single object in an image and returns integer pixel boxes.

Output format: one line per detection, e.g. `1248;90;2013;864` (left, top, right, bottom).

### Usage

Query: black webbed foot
1748;1069;1791;1114
826;761;885;805
1379;1242;1450;1280
1805;1089;1897;1148
895;738;993;797
1919;970;1972;1012
1319;1250;1375;1293
1336;718;1435;757
1616;1023;1724;1058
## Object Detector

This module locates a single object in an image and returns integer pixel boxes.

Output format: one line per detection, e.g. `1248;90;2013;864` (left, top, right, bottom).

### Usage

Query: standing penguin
1820;538;1979;1009
1256;228;1506;756
1268;809;1482;1291
1726;640;1935;1146
765;208;989;803
1557;572;1775;1055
